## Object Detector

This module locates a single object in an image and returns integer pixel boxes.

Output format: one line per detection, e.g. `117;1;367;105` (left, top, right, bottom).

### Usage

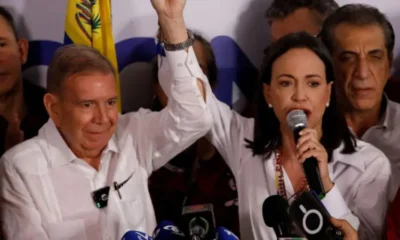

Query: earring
268;103;273;108
326;102;330;107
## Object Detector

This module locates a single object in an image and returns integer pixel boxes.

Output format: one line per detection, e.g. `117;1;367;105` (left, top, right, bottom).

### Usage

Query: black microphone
262;195;296;238
288;191;344;240
181;203;216;240
287;109;325;199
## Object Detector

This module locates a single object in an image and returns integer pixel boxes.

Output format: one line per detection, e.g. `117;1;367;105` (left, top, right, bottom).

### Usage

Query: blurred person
0;0;212;238
320;4;400;201
384;75;400;103
0;6;48;156
160;30;391;239
149;33;240;236
265;0;339;42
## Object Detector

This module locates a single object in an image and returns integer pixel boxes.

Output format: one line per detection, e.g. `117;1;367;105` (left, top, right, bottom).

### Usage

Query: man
149;33;240;236
265;0;339;42
320;4;400;201
0;6;48;156
0;0;211;239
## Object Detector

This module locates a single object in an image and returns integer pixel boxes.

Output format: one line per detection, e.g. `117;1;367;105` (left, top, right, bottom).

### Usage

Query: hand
150;0;188;44
150;0;186;20
296;128;333;192
330;218;358;240
4;113;24;152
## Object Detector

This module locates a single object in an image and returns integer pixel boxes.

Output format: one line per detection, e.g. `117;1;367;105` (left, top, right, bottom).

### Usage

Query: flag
64;0;122;112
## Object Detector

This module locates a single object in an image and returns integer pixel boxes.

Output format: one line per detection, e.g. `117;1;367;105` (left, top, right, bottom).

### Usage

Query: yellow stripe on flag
65;0;122;112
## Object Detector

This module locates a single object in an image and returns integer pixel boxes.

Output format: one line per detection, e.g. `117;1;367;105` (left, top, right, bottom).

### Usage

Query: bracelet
159;29;195;51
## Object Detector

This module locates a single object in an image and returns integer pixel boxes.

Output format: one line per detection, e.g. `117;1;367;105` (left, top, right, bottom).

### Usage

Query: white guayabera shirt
0;47;212;240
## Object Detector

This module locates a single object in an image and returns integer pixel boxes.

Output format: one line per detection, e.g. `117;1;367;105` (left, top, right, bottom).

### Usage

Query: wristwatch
162;30;195;51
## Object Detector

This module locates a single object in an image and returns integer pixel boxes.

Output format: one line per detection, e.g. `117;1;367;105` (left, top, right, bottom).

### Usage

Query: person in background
0;6;48;156
320;4;400;201
265;0;339;42
0;0;212;238
385;75;400;103
149;33;240;237
160;28;391;238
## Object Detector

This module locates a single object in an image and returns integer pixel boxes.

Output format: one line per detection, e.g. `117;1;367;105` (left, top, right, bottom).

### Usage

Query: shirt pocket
116;171;146;228
44;219;87;240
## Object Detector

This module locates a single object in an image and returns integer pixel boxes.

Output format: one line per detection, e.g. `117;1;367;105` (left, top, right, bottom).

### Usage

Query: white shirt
206;96;392;240
360;98;400;200
0;47;212;240
157;51;392;240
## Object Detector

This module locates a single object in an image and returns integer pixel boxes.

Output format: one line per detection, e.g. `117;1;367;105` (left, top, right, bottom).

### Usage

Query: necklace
275;150;309;200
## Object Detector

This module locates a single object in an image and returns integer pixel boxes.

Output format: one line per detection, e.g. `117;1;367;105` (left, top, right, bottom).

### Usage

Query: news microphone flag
64;0;122;112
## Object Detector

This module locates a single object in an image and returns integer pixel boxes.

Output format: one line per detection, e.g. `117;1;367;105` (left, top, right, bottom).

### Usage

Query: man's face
331;24;391;112
0;16;28;96
270;8;322;42
52;72;118;154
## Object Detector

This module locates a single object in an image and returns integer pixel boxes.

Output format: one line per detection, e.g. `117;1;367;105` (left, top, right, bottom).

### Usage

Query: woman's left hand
296;128;334;192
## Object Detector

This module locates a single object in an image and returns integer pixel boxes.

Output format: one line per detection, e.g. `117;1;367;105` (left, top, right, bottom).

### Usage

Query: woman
158;32;391;239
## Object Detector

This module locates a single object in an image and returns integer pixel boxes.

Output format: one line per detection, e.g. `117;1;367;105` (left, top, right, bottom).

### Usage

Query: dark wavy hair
246;32;356;161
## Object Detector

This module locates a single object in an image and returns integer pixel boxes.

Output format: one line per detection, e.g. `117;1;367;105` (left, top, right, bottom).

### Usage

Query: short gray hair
47;44;116;94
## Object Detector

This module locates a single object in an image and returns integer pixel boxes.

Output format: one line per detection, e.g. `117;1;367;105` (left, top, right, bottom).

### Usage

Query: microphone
287;109;325;199
288;191;344;240
181;203;216;240
121;230;153;240
262;195;296;238
215;227;239;240
152;220;186;239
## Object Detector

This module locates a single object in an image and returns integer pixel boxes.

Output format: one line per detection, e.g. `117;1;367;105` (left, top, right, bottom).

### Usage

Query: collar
330;140;366;173
39;119;119;168
380;94;399;132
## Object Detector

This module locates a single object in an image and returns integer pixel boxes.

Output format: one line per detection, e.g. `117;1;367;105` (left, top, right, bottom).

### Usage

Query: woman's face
263;48;332;131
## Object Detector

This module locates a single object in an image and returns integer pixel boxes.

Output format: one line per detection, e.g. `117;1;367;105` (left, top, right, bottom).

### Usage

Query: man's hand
150;0;185;20
150;0;187;44
331;218;358;240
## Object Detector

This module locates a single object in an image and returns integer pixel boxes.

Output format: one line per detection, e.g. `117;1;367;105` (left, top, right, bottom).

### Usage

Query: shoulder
117;108;154;129
355;139;390;169
333;139;390;171
388;100;400;116
1;136;47;174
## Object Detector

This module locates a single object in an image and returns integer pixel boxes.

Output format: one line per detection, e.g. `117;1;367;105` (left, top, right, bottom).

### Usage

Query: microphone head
181;204;216;239
215;227;239;240
121;230;153;240
262;195;290;227
287;109;308;131
152;220;186;239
